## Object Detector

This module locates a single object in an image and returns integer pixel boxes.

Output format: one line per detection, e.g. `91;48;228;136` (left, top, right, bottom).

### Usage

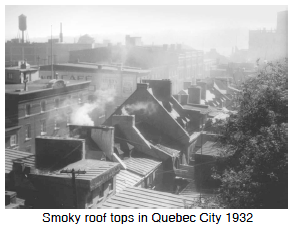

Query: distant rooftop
5;79;90;94
40;63;150;74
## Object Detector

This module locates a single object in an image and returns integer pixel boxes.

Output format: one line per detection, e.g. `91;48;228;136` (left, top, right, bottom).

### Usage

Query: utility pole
60;169;86;209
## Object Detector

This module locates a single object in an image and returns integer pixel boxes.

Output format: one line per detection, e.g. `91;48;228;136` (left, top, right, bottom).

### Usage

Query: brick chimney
188;86;201;104
180;94;189;105
142;79;172;101
196;81;207;100
91;126;115;161
183;81;192;90
136;83;148;90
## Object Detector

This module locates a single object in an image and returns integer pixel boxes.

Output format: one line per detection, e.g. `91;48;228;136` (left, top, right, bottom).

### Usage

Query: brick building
5;79;91;153
39;62;150;123
68;43;204;93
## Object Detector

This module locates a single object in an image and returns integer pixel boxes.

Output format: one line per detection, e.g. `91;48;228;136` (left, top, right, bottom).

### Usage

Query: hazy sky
5;5;288;55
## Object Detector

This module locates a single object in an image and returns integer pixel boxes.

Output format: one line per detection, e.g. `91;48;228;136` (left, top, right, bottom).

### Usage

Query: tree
213;59;288;209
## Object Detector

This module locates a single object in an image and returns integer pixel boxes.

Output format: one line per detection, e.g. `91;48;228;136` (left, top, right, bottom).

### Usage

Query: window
54;98;60;109
7;73;13;80
40;101;46;112
40;120;46;135
25;124;31;139
54;120;60;130
10;134;18;146
25;104;31;116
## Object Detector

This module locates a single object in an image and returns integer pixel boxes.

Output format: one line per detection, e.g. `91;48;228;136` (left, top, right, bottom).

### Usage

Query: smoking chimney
59;23;63;43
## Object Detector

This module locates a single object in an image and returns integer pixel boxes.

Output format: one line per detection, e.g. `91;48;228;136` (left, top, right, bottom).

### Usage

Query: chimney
91;126;115;161
188;86;201;104
59;23;63;43
112;115;135;128
183;81;192;90
196;81;207;100
142;79;172;101
137;83;148;90
180;94;189;105
35;136;85;170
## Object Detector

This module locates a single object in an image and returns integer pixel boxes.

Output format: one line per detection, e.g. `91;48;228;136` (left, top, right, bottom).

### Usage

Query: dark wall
35;137;85;170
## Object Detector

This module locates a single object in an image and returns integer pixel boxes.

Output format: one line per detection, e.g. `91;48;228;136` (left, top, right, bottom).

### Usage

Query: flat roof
30;159;121;190
98;186;196;209
5;66;39;72
5;79;91;94
40;63;150;74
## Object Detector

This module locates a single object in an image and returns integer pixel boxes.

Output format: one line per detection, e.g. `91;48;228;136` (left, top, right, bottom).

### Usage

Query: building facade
5;79;91;153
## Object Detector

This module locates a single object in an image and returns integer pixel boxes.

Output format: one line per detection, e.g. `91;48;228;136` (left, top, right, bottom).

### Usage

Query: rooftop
5;149;34;174
116;170;143;193
195;141;221;156
40;63;150;74
98;186;196;209
5;66;39;72
30;159;121;190
5;79;90;94
123;156;162;176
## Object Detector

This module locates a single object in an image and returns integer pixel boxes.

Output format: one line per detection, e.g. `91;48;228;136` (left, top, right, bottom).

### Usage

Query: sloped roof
5;149;34;174
98;186;196;209
123;157;162;176
154;144;180;158
195;141;221;156
116;170;143;193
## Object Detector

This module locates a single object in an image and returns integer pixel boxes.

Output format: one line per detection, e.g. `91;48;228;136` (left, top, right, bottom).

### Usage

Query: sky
5;5;288;55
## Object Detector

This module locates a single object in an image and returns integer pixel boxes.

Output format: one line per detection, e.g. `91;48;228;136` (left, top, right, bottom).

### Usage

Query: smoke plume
121;101;158;116
71;88;116;126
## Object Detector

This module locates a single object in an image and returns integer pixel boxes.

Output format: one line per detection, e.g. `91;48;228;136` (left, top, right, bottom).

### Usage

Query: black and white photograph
4;3;288;213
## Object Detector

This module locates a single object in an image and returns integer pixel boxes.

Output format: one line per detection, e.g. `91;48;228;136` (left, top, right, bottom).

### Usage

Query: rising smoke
121;101;158;116
70;89;116;126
